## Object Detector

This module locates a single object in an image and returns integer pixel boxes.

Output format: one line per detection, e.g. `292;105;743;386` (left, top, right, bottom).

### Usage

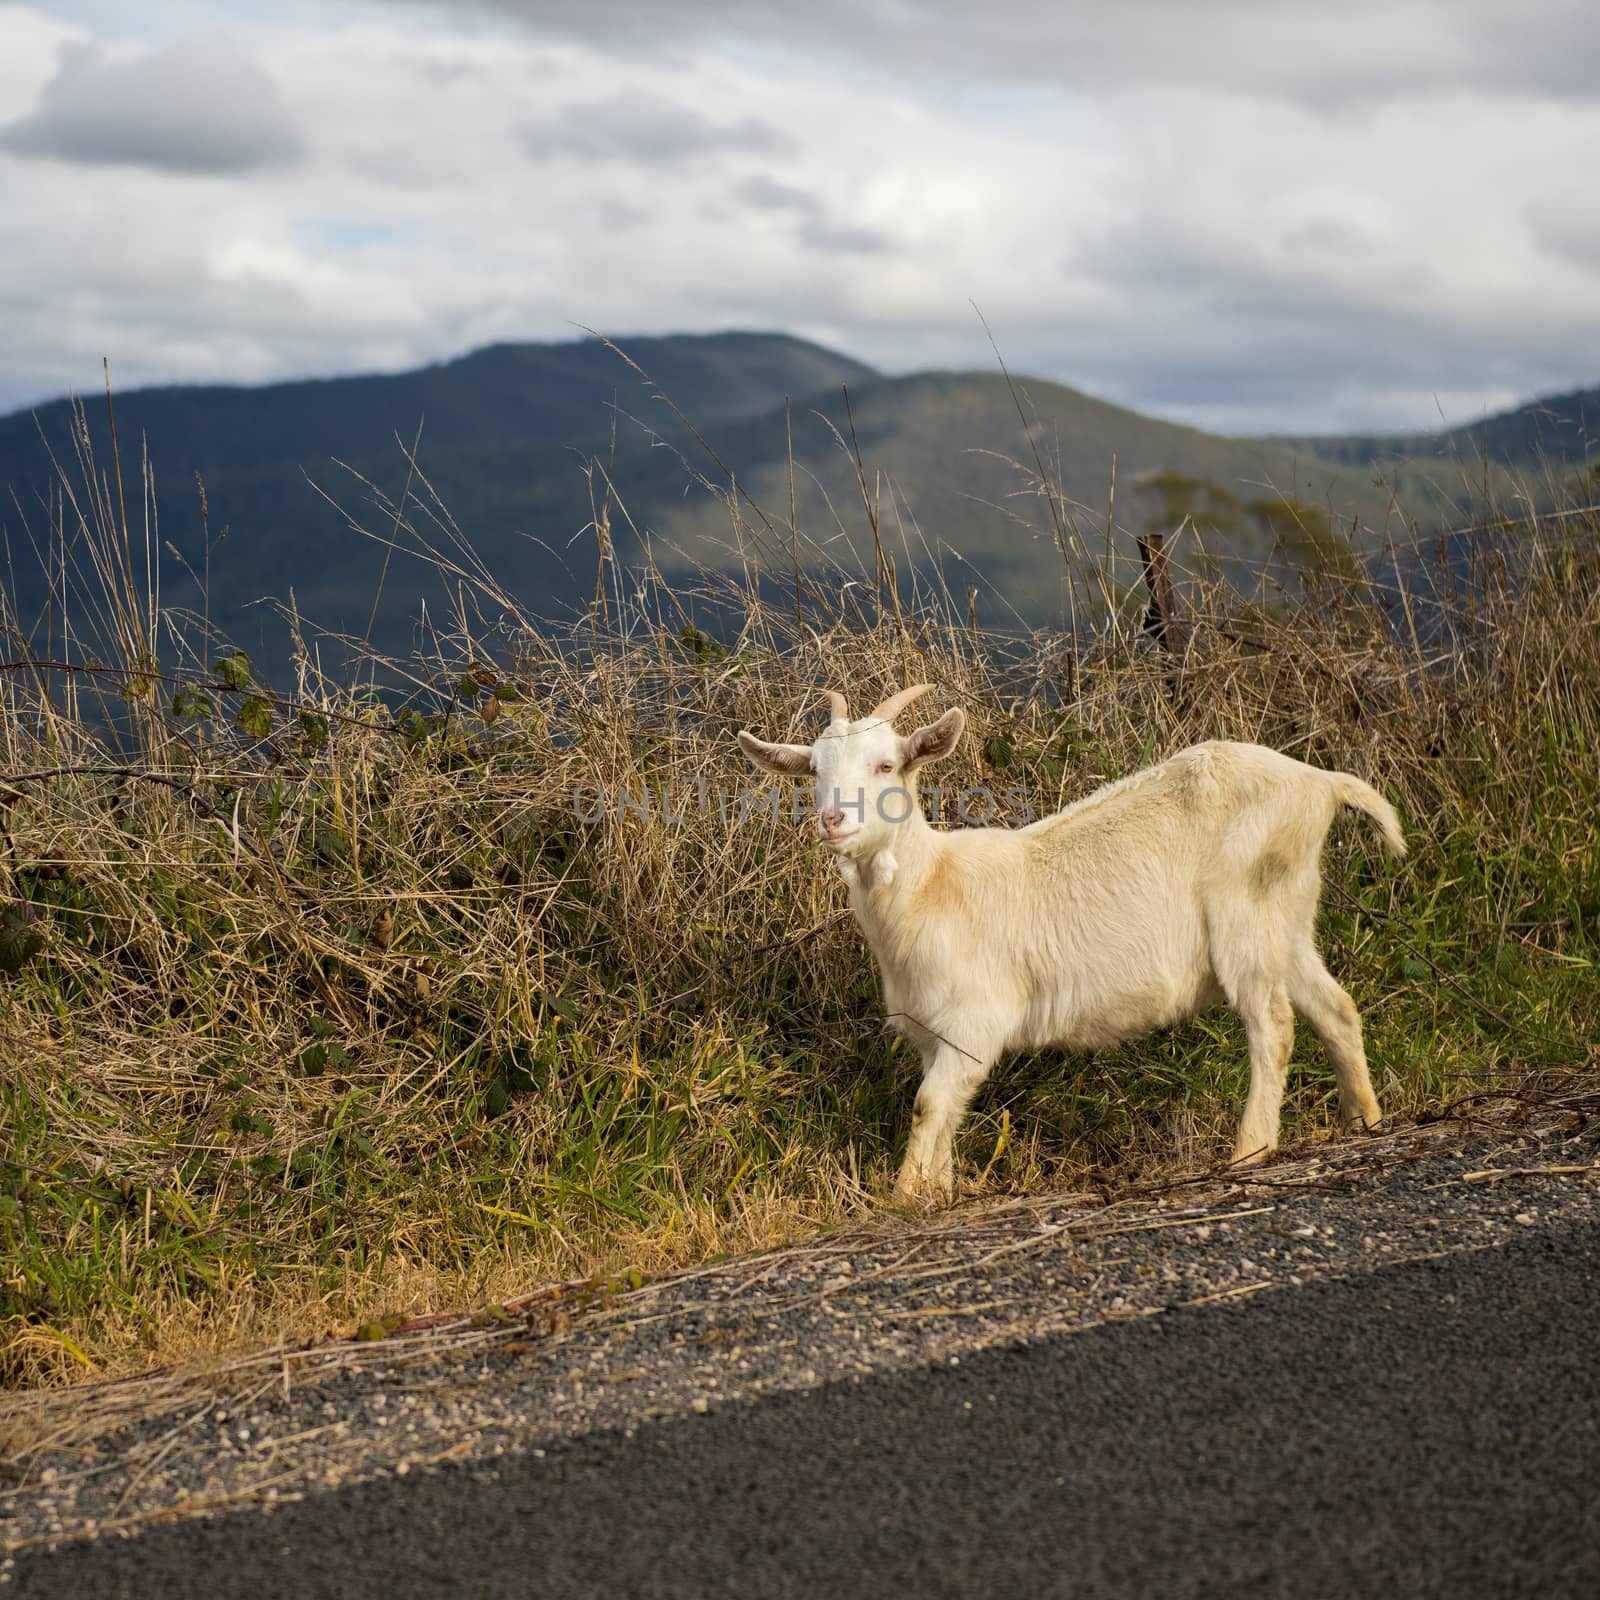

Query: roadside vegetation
2;385;1597;1388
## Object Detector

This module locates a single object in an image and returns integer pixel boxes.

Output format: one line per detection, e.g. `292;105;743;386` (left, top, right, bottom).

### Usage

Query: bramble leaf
237;695;273;739
215;651;251;691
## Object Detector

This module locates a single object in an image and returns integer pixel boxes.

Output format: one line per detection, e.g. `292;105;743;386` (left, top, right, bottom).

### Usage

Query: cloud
522;90;796;164
1;3;1598;435
730;175;895;255
380;0;1600;106
0;33;303;175
735;175;815;213
1524;176;1600;274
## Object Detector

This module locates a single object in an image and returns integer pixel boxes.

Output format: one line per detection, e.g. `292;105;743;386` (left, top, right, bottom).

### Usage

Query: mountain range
1;332;1592;678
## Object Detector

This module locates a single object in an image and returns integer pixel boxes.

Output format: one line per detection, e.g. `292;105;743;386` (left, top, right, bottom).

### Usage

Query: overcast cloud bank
1;0;1596;432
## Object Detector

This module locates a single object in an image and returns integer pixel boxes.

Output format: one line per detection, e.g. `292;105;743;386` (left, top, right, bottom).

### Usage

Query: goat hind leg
1289;952;1381;1134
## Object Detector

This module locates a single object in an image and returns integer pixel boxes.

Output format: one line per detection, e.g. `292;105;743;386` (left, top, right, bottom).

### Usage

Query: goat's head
736;685;965;858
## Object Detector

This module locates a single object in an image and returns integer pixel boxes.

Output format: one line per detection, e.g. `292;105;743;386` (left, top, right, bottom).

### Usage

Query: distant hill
1290;383;1599;488
0;332;875;671
2;332;1586;679
632;370;1398;626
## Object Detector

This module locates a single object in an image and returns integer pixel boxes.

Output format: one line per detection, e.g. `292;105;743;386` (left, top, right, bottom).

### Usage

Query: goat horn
821;689;850;723
866;683;933;725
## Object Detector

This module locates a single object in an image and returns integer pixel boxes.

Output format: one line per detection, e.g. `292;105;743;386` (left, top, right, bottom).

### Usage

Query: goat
737;684;1405;1205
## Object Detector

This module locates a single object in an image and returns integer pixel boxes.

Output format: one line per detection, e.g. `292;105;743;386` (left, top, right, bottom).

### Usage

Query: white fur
738;691;1405;1205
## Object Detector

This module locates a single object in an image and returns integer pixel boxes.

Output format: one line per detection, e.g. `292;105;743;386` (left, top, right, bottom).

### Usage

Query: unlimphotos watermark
571;780;1037;827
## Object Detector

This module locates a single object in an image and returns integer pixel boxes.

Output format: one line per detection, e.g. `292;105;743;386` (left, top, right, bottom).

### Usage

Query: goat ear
737;730;814;775
905;707;965;768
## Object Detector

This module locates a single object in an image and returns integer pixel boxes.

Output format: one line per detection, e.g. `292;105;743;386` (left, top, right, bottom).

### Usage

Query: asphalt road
15;1217;1599;1599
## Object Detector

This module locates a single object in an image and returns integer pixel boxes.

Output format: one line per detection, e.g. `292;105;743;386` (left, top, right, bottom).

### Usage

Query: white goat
737;684;1405;1205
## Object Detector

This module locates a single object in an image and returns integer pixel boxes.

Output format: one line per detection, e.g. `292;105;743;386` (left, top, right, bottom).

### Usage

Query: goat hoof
889;1177;952;1213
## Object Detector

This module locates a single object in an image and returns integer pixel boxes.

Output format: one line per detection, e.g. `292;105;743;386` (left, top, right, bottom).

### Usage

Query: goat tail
1330;773;1406;858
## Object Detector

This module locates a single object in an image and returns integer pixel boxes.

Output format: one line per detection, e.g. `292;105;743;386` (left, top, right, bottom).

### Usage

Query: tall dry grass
1;384;1597;1389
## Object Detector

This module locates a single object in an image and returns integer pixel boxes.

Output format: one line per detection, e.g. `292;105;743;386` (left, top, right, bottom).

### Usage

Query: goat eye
878;760;895;775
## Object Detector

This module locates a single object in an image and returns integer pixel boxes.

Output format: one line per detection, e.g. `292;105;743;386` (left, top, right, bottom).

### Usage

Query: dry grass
1;382;1597;1391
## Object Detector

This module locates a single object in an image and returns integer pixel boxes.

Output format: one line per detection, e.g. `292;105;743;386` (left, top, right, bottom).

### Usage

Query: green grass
0;404;1597;1390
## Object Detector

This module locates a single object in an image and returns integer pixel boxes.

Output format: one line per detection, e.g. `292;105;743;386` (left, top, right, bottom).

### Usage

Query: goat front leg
892;1041;994;1209
1231;981;1295;1166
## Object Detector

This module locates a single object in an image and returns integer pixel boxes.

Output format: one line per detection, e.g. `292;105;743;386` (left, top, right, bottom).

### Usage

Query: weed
0;385;1596;1388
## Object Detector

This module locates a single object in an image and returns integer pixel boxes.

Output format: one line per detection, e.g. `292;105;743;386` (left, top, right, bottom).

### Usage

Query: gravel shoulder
4;1092;1598;1577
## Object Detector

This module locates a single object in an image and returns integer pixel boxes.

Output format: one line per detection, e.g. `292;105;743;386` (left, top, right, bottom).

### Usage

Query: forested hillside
1;331;1587;679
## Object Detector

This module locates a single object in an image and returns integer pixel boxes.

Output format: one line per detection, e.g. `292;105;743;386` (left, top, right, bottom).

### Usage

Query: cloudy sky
2;0;1598;433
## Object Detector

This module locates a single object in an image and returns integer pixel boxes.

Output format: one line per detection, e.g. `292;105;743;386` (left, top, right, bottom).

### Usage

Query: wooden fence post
1136;533;1182;655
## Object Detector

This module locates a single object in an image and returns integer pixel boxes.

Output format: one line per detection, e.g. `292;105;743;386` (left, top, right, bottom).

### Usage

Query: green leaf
1493;951;1527;983
237;695;273;740
500;1042;540;1094
983;734;1014;770
1398;956;1431;982
299;1042;328;1077
343;1129;377;1161
311;827;349;865
1051;719;1089;753
297;710;329;749
539;990;580;1025
484;1074;510;1119
215;650;251;692
172;686;215;720
680;623;725;664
